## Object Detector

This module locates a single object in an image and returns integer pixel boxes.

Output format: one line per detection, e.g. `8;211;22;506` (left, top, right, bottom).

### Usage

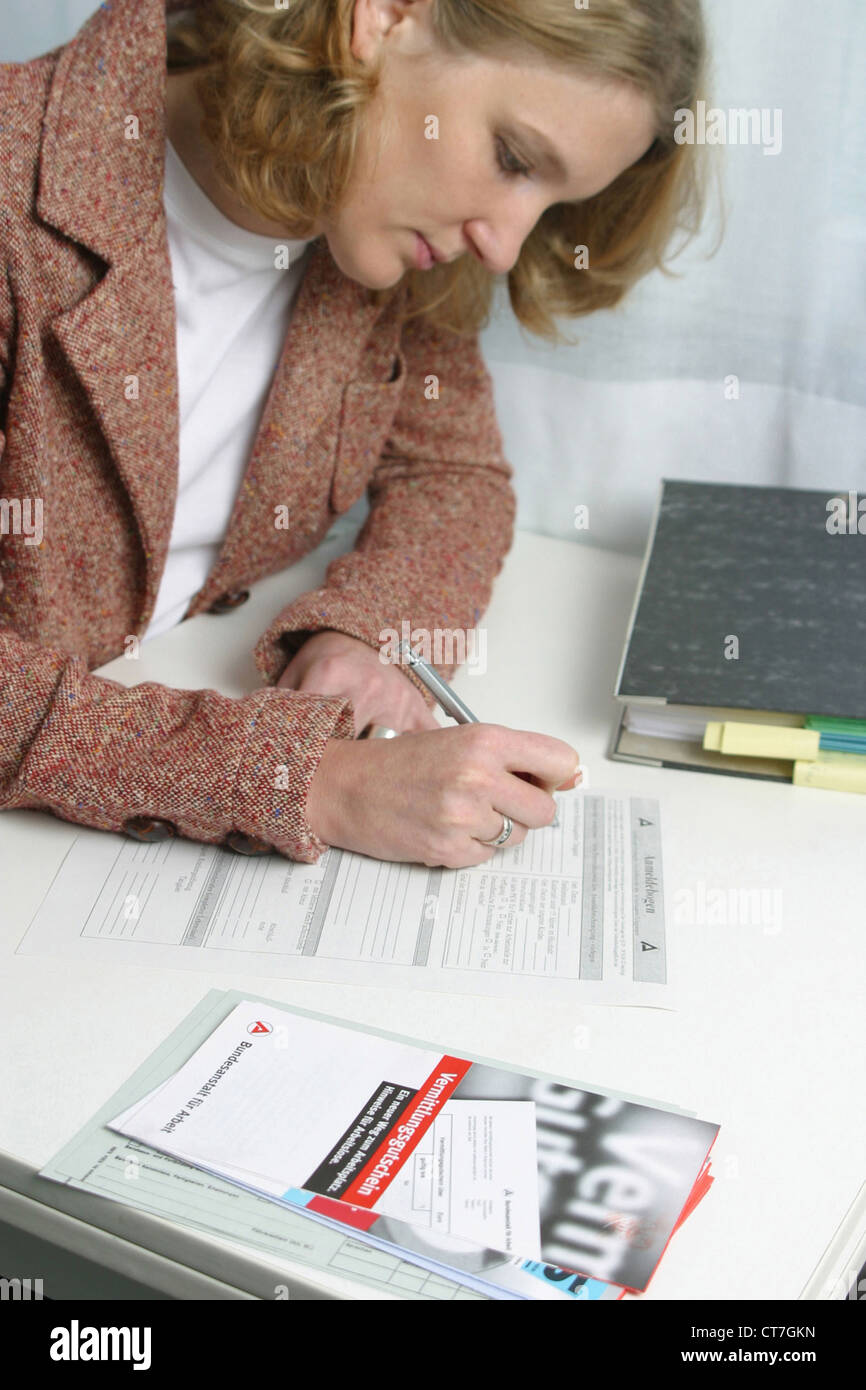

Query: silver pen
397;639;479;724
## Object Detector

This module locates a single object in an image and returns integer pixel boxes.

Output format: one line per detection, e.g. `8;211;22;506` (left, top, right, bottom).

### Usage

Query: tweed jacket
0;0;516;862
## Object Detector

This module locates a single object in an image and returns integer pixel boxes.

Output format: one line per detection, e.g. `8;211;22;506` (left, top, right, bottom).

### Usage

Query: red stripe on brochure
341;1056;472;1207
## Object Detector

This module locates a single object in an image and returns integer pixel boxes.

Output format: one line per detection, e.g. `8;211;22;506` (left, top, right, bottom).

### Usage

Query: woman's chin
327;240;407;291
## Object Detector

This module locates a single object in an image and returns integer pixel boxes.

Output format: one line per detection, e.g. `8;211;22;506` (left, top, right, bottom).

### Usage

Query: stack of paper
95;995;718;1301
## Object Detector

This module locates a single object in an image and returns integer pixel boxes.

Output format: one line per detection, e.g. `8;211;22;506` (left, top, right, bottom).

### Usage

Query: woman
0;0;706;869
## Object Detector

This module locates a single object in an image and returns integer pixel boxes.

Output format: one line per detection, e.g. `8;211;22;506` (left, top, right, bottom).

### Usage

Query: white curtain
5;0;864;558
482;0;866;554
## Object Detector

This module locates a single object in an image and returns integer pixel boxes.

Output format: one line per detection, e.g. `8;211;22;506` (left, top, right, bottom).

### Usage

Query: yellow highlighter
703;722;821;761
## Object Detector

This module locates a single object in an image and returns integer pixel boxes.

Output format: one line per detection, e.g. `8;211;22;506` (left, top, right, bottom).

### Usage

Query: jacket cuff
14;657;356;864
232;687;356;862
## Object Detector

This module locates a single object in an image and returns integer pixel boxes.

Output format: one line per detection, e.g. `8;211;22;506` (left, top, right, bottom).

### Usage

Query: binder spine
614;477;668;702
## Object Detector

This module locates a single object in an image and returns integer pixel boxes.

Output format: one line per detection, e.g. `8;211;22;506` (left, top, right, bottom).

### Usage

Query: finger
391;685;441;732
472;816;529;850
514;769;563;794
439;824;528;869
490;775;560;831
431;840;499;869
500;729;579;787
409;706;443;732
515;769;583;793
364;708;428;736
556;770;583;791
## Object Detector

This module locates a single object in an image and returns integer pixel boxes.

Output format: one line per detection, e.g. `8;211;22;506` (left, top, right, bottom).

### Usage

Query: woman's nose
465;206;544;276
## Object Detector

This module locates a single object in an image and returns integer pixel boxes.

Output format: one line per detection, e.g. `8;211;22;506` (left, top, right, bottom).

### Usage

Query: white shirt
144;137;314;640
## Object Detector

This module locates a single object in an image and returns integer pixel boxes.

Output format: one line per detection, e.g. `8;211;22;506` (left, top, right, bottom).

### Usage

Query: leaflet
376;1103;542;1256
109;998;718;1292
39;986;621;1302
19;791;670;1006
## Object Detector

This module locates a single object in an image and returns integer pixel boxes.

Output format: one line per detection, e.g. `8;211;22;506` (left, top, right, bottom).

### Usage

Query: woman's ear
349;0;386;63
350;0;435;63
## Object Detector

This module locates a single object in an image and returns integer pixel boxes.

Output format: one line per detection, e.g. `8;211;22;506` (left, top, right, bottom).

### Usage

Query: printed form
376;1103;542;1257
19;792;668;1005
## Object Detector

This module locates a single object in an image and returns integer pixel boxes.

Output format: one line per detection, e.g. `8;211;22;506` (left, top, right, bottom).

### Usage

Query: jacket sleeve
0;278;355;864
253;313;517;700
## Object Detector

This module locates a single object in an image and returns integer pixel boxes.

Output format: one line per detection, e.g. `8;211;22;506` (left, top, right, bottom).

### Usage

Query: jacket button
209;590;250;614
124;816;177;842
225;831;272;856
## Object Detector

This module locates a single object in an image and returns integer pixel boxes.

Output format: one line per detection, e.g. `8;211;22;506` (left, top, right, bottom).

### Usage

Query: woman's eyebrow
511;120;570;181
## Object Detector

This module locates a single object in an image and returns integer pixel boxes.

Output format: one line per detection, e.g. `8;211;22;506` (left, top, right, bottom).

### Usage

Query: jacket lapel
189;238;384;609
46;224;181;627
34;0;384;631
36;0;184;627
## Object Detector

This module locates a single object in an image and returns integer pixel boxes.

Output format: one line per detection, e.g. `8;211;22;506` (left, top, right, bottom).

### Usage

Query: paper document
109;998;718;1292
376;1103;542;1257
37;989;488;1301
39;988;621;1302
19;792;669;1006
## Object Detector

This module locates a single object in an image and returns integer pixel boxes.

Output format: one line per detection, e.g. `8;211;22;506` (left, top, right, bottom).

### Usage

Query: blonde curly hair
167;0;710;341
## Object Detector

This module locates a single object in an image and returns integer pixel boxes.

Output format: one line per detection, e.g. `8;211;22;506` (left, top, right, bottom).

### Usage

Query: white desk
1;527;864;1301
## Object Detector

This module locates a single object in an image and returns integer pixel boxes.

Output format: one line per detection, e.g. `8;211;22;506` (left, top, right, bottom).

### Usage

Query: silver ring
362;724;400;739
477;814;513;847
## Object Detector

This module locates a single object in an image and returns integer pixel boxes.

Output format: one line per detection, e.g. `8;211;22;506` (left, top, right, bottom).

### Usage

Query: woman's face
318;0;658;289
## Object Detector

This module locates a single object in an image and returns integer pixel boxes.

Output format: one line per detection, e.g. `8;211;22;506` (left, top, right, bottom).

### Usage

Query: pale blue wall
0;0;99;61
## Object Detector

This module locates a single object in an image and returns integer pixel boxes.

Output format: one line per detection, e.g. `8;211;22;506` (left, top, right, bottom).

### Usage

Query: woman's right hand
305;723;581;868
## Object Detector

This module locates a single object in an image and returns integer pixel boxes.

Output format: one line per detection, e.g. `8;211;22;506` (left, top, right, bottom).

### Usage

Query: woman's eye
495;136;531;179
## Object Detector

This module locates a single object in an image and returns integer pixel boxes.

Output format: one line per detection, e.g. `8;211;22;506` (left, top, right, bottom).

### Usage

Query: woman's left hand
277;629;441;737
